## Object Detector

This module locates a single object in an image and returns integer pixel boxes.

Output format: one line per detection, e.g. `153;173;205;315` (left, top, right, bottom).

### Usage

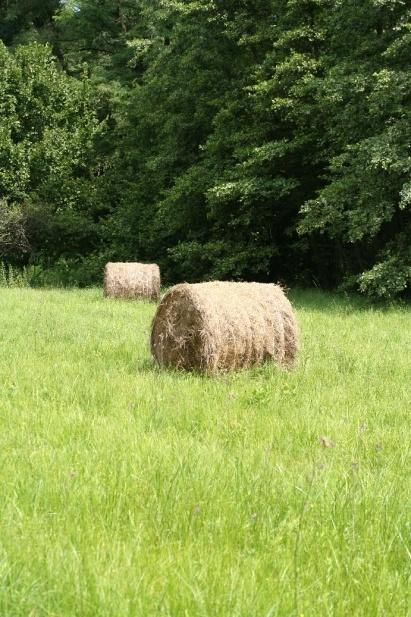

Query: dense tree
196;0;329;283
0;1;409;297
300;0;411;297
98;0;410;296
0;42;99;276
56;0;145;79
103;1;254;279
0;0;61;48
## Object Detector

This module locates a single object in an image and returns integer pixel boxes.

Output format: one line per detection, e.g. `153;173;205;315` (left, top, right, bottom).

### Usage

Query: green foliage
0;1;410;297
298;1;411;296
55;0;146;81
0;199;29;259
357;235;411;299
0;0;60;47
27;254;107;288
0;41;100;270
0;261;30;287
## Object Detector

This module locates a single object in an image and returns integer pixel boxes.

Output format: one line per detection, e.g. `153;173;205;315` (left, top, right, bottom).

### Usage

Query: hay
104;262;160;300
150;281;299;373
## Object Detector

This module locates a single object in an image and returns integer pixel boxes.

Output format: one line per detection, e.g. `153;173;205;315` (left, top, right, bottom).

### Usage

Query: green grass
0;288;409;617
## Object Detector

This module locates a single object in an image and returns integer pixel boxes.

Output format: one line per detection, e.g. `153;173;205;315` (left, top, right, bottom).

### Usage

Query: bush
27;255;106;288
0;262;30;288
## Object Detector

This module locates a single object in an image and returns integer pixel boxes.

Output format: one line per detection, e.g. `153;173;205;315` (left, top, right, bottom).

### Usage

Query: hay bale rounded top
151;281;299;373
104;262;160;300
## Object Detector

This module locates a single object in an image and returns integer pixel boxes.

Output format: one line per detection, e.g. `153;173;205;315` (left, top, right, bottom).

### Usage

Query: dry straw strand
104;262;160;300
151;281;299;373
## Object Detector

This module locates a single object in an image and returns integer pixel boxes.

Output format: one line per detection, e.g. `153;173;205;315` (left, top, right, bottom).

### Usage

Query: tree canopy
0;0;410;297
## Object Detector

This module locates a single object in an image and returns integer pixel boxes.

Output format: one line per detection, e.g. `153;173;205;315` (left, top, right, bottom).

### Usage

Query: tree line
0;0;410;297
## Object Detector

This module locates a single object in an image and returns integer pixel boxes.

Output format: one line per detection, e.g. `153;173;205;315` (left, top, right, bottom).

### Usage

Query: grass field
0;288;409;617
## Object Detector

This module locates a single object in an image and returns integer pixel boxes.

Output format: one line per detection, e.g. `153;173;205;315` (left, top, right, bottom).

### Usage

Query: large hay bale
104;262;160;300
151;281;299;373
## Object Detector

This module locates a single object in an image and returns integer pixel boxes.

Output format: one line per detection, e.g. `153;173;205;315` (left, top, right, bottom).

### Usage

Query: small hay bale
104;262;160;300
150;281;299;373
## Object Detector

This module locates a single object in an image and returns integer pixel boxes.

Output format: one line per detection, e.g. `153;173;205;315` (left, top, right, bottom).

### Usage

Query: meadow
0;288;409;617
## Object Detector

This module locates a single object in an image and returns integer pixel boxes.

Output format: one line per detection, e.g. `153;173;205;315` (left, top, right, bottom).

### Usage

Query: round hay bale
104;262;160;301
150;281;299;373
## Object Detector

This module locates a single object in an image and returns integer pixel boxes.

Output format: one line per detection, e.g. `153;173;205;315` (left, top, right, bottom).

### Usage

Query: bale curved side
104;262;160;300
150;285;208;370
151;281;299;373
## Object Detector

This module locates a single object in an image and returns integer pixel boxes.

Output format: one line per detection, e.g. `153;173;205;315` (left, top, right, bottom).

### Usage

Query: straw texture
104;262;160;300
151;281;299;373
